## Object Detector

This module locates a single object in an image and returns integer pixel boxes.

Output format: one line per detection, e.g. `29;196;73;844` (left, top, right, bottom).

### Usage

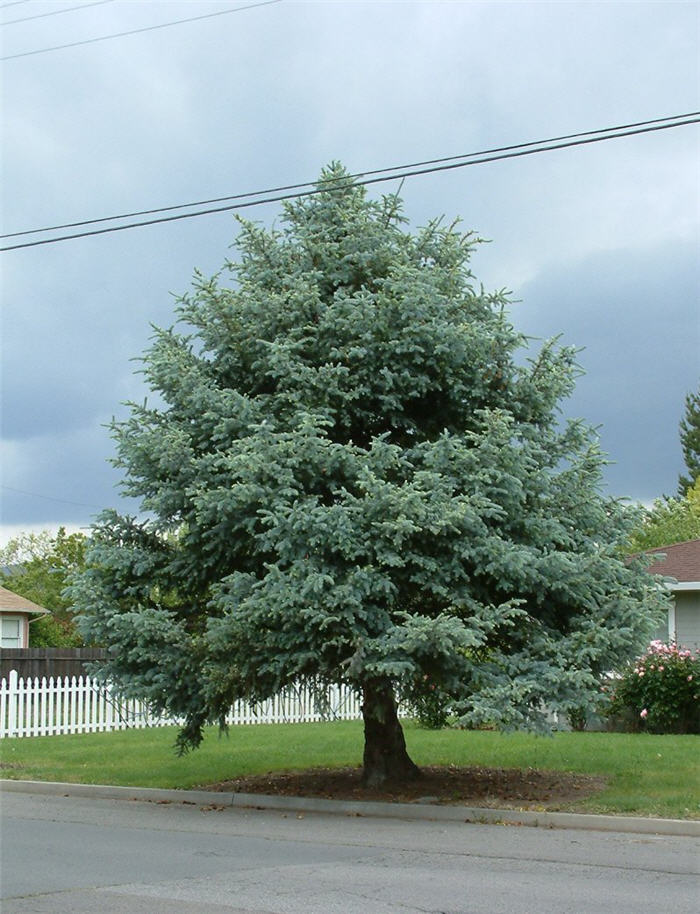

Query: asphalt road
1;791;698;913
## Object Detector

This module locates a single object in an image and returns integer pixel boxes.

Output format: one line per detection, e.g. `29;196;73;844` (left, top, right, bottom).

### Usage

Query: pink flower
688;675;693;682
657;665;664;672
637;671;644;677
640;708;648;719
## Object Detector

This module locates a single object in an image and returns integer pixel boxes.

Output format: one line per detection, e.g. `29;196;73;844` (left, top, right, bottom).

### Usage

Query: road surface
1;791;698;913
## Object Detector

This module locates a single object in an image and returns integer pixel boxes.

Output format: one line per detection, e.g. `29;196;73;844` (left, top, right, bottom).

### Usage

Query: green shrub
405;675;452;729
29;614;83;648
605;641;700;734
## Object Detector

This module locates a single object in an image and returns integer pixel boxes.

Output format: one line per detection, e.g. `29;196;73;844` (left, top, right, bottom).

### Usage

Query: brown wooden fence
0;648;106;681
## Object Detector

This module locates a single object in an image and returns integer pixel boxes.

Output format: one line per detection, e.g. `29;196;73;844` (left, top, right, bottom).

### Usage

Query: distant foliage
605;641;700;734
678;386;700;497
627;479;700;552
627;384;700;552
26;614;83;649
0;527;87;647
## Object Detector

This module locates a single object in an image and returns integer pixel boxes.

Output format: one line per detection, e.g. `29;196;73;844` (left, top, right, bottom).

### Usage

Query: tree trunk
361;678;421;786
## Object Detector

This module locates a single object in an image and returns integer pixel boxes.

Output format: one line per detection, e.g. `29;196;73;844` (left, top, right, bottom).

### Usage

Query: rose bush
605;641;700;734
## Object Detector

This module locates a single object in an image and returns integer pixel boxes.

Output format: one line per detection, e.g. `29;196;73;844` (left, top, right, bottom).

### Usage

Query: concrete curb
2;778;698;836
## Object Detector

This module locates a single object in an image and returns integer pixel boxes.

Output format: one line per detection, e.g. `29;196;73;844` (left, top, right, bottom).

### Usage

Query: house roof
0;586;50;615
643;539;700;585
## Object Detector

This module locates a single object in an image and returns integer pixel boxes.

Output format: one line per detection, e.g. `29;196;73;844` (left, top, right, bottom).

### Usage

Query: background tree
628;478;700;552
678;385;700;496
71;166;663;785
0;528;87;646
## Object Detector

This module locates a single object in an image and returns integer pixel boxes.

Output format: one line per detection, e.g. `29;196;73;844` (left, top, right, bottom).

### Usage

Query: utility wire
0;1;31;9
2;1;114;27
2;115;698;253
1;485;104;510
4;111;697;241
1;0;282;59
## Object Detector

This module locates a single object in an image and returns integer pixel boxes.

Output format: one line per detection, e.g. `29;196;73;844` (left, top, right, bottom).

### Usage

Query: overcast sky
1;0;698;545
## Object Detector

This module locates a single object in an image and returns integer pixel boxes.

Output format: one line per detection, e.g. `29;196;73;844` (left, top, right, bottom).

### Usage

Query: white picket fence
0;670;363;739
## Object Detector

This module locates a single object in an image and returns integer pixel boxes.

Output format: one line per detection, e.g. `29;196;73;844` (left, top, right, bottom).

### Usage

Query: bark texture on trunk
361;678;421;787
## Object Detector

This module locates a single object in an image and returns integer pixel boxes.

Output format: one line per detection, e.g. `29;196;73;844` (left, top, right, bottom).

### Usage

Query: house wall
0;613;29;649
650;613;670;644
674;591;700;651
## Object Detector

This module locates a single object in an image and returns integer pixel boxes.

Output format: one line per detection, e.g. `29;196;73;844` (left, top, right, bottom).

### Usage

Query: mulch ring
203;765;607;809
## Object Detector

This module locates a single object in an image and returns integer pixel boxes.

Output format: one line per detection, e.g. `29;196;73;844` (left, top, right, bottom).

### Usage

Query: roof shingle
643;538;700;583
0;586;50;615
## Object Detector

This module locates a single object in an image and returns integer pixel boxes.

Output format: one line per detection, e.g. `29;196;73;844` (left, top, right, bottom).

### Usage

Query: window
1;616;22;648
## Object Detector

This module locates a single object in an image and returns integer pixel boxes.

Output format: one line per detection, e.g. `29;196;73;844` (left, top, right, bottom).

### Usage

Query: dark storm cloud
1;423;142;526
1;1;698;538
515;241;700;501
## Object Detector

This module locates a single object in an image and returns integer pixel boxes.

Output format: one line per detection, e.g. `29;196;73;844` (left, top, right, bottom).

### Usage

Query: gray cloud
1;0;698;536
515;240;700;501
1;422;141;526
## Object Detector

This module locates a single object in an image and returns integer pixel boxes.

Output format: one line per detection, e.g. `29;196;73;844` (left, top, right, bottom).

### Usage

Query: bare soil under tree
204;765;606;809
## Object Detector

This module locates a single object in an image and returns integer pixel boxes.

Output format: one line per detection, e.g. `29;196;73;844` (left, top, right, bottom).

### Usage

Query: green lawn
1;720;698;819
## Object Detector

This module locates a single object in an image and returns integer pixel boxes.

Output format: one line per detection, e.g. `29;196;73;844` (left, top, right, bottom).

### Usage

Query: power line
5;111;697;241
1;0;282;59
2;115;698;253
2;1;115;27
0;1;31;9
1;486;103;510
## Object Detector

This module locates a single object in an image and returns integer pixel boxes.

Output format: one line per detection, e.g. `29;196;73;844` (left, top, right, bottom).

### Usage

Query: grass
1;720;698;819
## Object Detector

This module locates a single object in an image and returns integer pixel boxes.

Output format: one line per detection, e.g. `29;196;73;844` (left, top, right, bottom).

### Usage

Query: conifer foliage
72;166;662;784
678;385;700;496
